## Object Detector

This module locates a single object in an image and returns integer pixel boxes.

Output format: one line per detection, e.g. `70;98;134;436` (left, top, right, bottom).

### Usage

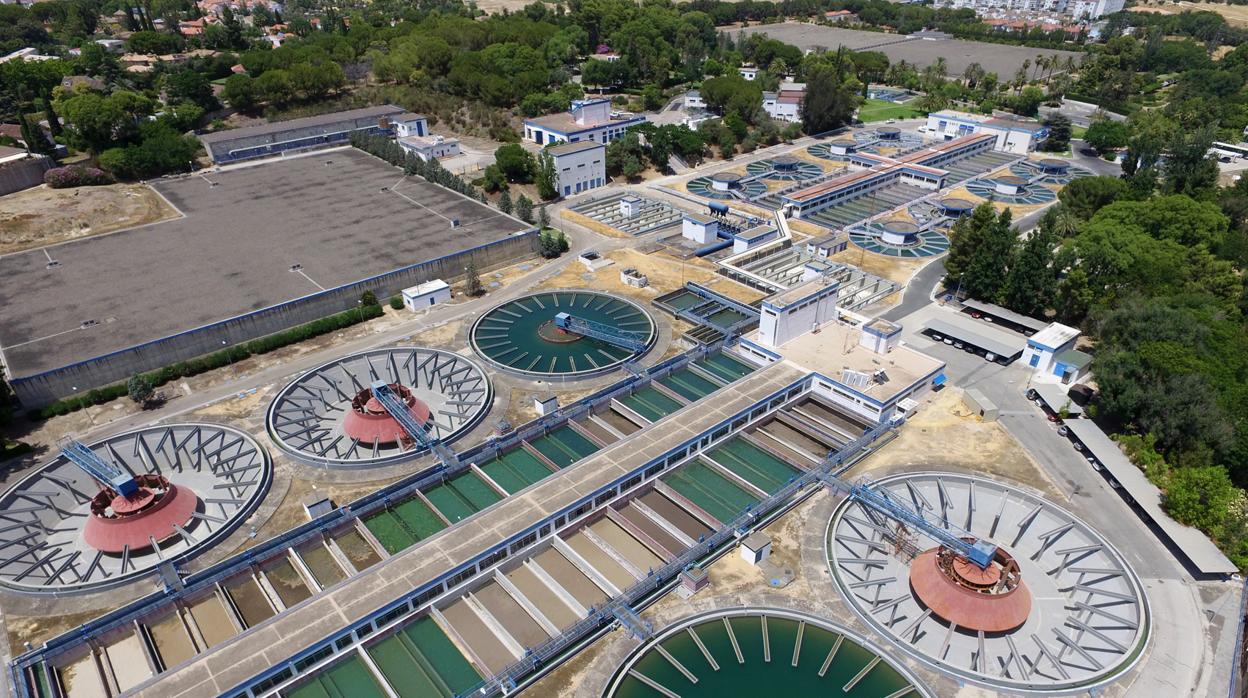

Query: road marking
295;269;326;291
389;175;454;224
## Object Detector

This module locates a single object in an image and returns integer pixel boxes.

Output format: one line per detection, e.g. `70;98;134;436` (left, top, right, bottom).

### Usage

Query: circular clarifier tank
880;220;920;246
994;174;1027;196
876;126;901;140
267;347;491;468
827;472;1149;694
938;197;975;217
710;171;743;191
0;424;271;594
603;608;932;698
471;291;656;379
1038;157;1070;174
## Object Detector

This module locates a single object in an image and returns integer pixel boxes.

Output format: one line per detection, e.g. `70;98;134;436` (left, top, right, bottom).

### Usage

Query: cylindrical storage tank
830;137;857;155
710;172;741;192
939;197;975;218
881;220;920;246
771;155;799;171
1039;158;1069;175
877;126;901;140
994;175;1026;196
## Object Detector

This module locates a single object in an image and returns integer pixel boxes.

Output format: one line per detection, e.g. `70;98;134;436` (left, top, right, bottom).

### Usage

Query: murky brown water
589;519;663;572
103;631;152;692
474;581;550;647
224;576;276;628
639;491;711;541
333;528;382;572
505;565;580;629
531;549;607;608
147;612;197;670
564;532;637;590
263;557;312;608
617;503;685;558
299;543;346;588
440;600;516;674
58;653;106;698
188;594;236;648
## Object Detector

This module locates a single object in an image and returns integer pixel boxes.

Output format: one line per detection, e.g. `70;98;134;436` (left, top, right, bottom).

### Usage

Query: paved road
881;258;944;322
51;201;620;447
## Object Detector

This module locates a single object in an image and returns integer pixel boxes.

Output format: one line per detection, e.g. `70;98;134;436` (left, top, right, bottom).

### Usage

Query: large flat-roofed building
926;110;1049;154
739;312;945;423
199;105;411;164
523;99;645;146
0;149;537;404
781;134;995;217
548;140;606;197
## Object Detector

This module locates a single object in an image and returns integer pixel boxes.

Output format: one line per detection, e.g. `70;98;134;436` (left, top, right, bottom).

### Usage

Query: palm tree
1053;207;1080;238
1032;54;1044;81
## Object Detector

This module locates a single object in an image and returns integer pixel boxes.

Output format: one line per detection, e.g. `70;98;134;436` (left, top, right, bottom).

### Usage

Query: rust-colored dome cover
342;384;431;444
909;546;1032;633
82;474;199;553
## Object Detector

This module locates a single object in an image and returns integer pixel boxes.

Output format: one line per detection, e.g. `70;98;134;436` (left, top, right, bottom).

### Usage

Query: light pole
357;299;364;324
222;339;231;367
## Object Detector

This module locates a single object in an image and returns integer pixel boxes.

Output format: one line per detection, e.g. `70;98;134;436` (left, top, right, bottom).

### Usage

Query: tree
539;229;569;258
1058;176;1129;220
515;194;534;223
494;143;535;183
498;190;513;215
536;150;557;200
221;74;257;112
1002;211;1059;316
538;205;550;229
464;261;483;297
605;133;646;180
641;84;664;111
126;30;183;56
1041;113;1071;152
1164;466;1238;537
1162;124;1219;199
57;90;154;153
944;203;1018;301
801;63;860;135
163;70;218;112
127;374;154;406
1084;119;1127;157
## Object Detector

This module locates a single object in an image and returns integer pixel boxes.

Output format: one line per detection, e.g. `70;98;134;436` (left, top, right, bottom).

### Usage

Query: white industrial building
548;140;606;198
738;65;759;81
925;110;1049;153
401;279;451;310
934;0;1122;19
398;134;461;162
523;99;645;147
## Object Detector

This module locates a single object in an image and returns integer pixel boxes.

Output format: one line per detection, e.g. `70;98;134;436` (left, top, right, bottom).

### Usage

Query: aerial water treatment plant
0;119;1237;698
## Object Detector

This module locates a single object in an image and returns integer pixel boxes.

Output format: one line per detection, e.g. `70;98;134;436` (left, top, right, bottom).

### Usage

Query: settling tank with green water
470;291;656;378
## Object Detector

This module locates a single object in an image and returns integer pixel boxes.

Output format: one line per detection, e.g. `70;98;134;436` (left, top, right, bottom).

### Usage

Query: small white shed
402;279;451;311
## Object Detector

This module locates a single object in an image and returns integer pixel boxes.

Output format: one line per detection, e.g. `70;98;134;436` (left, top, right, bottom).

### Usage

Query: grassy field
857;98;925;123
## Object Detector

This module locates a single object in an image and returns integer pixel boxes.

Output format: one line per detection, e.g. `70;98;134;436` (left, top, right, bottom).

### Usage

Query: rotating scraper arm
369;381;435;449
553;312;648;353
850;483;998;569
60;438;138;497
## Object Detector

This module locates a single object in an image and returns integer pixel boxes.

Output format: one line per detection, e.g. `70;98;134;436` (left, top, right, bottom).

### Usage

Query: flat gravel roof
0;149;530;378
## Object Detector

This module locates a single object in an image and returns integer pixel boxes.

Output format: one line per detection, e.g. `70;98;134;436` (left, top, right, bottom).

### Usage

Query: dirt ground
0;183;179;255
240;473;400;551
829;243;926;286
536;248;768;306
1131;0;1248;27
856;387;1063;498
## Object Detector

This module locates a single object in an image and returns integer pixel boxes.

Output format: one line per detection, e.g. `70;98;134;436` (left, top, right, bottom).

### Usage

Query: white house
548;140;606;198
925;110;1049;154
392;114;428;138
402;279;451;311
523;99;646;146
1022;322;1079;375
738;64;759;81
399;134;461;162
763;82;805;123
684;90;705;109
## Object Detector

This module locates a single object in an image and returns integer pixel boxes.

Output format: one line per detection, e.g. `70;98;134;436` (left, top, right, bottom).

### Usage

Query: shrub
43;165;112;189
389;295;404;310
32;303;385;420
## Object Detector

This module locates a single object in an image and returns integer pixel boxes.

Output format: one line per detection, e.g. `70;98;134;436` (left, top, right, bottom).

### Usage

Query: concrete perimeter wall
0;155;52;197
11;231;539;406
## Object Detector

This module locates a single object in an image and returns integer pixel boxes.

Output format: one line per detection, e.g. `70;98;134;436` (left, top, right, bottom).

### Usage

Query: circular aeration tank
0;424;271;594
471;291;656;379
603;608;933;698
994;175;1027;196
267;347;491;468
826;472;1149;694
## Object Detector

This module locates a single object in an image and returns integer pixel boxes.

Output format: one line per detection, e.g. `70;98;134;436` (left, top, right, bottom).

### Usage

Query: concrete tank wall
11;231;539;406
